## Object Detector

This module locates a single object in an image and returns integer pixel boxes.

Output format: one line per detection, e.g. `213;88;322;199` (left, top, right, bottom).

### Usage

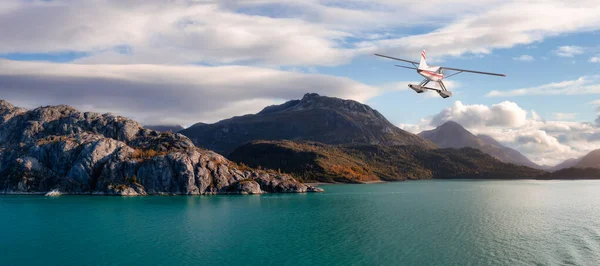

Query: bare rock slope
0;100;321;195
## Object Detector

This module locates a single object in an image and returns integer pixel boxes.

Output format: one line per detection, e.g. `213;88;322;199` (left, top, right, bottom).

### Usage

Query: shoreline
305;180;387;186
304;178;600;187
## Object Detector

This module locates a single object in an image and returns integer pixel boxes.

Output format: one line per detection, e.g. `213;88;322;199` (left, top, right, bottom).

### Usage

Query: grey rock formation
0;100;321;195
231;180;264;194
144;124;184;133
45;189;62;196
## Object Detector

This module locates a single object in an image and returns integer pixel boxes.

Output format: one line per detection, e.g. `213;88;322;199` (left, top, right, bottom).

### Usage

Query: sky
1;0;600;165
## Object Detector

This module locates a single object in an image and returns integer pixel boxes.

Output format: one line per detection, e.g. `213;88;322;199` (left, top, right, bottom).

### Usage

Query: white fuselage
417;66;444;82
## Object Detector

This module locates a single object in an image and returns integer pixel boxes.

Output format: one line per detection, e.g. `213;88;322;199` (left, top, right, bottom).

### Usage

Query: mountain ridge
576;149;600;169
228;140;545;183
180;93;436;155
418;121;540;169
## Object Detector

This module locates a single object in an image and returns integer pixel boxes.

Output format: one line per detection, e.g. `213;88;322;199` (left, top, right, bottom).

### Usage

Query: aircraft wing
395;65;417;70
374;54;419;65
440;66;506;77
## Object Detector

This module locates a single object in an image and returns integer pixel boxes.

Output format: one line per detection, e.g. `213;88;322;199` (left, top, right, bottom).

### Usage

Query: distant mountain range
180;93;436;155
181;95;548;171
177;93;548;182
550;158;582;171
576;149;600;168
546;148;600;172
541;149;600;179
4;91;598;188
418;121;541;169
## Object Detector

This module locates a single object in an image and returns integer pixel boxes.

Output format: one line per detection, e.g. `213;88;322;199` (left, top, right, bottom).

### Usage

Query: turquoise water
2;180;600;265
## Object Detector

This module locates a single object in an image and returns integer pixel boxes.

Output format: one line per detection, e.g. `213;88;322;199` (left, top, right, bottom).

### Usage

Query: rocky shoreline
0;100;323;196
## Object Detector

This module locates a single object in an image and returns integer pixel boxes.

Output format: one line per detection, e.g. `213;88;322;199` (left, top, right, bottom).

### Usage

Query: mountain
228;140;546;183
540;149;600;178
542;167;600;179
576;149;600;169
545;149;599;171
180;93;436;155
418;121;540;169
144;124;184;133
550;158;581;171
0;100;321;195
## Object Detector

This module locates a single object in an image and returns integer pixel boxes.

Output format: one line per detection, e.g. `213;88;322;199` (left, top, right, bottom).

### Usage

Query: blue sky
315;32;600;125
2;29;598;125
1;0;600;165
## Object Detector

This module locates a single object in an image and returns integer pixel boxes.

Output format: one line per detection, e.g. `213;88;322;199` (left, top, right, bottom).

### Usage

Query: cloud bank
0;59;379;125
487;76;600;97
3;0;600;65
399;101;600;166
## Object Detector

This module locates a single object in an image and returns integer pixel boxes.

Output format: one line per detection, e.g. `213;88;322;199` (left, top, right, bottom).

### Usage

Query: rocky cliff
0;100;321;195
180;93;436;155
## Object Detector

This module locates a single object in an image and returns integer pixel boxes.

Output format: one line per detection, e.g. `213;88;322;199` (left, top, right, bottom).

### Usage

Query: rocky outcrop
45;189;62;196
0;100;321;195
144;124;184;133
231;180;263;194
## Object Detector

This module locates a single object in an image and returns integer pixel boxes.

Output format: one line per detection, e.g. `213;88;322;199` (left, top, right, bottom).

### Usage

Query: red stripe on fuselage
418;70;443;78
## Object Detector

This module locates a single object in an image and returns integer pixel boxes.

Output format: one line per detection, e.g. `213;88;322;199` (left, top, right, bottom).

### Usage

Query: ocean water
2;180;600;265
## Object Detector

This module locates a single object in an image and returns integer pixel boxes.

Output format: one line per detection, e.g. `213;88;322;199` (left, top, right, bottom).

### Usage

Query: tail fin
418;50;428;69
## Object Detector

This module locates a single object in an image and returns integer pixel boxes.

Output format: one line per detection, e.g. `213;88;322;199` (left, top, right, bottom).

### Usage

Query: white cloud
380;81;415;92
513;55;534;61
430;101;528;128
2;0;600;66
487;76;600;97
366;1;600;59
552;112;576;120
0;59;380;126
399;100;600;166
554;46;585;57
0;1;355;66
531;110;544;122
590;56;600;63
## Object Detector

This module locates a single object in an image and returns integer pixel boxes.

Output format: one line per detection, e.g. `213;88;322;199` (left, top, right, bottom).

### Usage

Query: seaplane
375;50;506;98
